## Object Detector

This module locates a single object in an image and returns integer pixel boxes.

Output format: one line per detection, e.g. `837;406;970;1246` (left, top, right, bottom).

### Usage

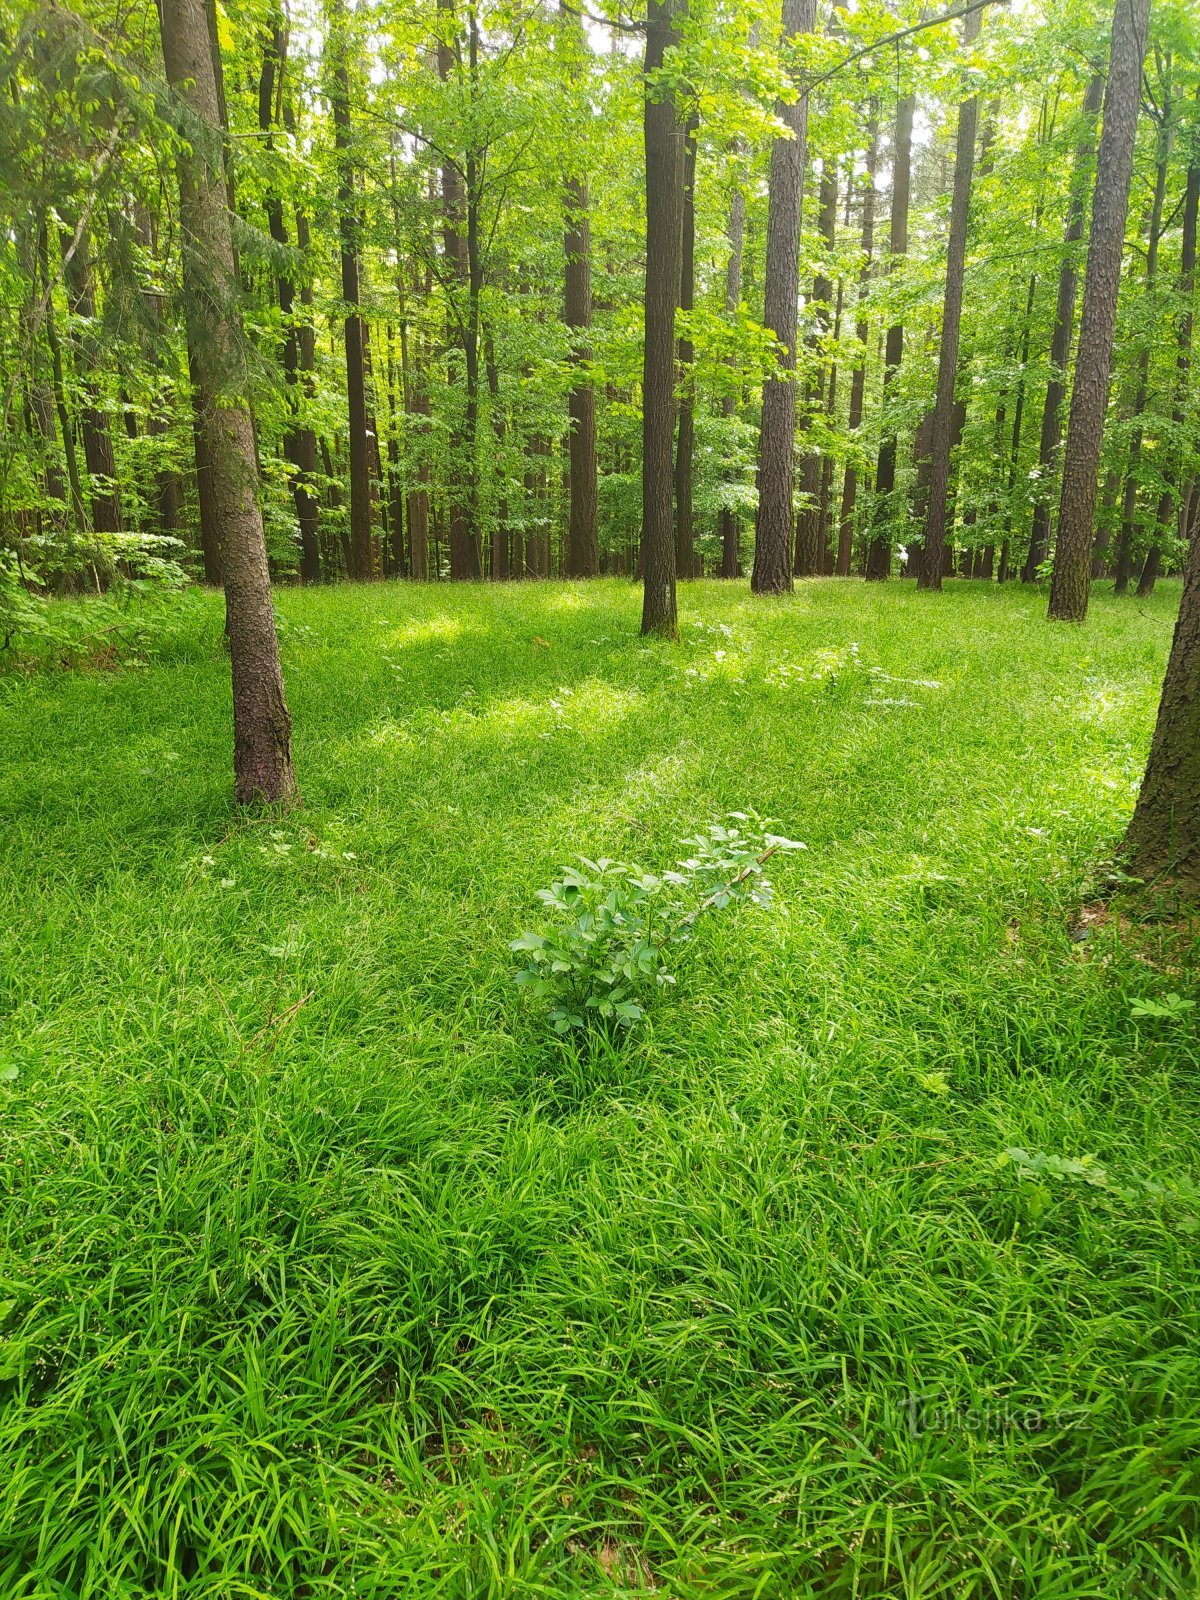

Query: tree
794;160;838;578
1024;73;1105;584
674;113;699;578
837;107;878;577
1122;519;1200;890
918;4;984;591
160;0;295;803
1047;0;1152;622
752;0;817;595
1139;149;1198;596
327;0;375;582
563;175;599;578
718;162;746;578
865;86;913;581
259;15;321;585
640;0;686;637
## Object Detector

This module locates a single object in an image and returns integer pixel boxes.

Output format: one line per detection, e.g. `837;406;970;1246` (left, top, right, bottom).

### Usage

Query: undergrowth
0;577;1197;1598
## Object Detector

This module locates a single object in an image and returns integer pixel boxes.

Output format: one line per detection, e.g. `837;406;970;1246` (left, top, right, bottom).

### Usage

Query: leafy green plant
511;817;805;1033
1129;993;1196;1021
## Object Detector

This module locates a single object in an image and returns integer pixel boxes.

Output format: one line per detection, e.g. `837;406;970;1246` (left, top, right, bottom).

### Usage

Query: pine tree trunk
640;0;685;637
160;0;295;804
1048;0;1151;621
866;90;913;581
918;5;983;591
752;0;816;594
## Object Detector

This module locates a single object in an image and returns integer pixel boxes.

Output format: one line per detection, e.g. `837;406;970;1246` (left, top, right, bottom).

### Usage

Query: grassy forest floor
2;577;1199;1598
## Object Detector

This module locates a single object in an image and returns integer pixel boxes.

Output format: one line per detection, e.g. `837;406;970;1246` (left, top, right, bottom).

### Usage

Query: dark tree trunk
795;162;838;577
292;207;322;582
1048;0;1151;621
60;225;122;536
1142;151;1197;592
1114;109;1169;597
328;0;374;581
564;172;599;576
719;168;746;577
400;317;430;580
484;328;509;579
260;19;321;584
918;5;983;591
640;0;686;637
1123;517;1200;891
674;114;698;579
1025;74;1104;583
838;107;878;577
436;0;475;579
39;228;89;539
752;0;816;593
160;0;295;803
866;89;914;581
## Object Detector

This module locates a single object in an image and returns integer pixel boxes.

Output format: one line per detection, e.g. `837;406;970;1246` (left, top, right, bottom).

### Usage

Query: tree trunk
1123;518;1200;891
838;107;878;577
1048;0;1151;621
866;89;914;581
327;0;374;581
918;5;983;591
60;225;122;536
718;166;745;578
640;0;686;637
751;0;817;594
1142;149;1197;595
160;0;295;803
1114;98;1170;597
564;172;599;576
260;19;321;584
674;114;698;579
795;162;838;577
1024;73;1104;583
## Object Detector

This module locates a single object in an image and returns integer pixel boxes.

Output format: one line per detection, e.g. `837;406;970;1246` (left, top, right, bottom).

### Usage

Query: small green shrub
511;817;805;1033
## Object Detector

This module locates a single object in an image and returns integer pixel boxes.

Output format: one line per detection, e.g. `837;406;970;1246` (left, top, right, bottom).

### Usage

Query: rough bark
1048;0;1151;621
160;0;295;804
866;89;914;581
918;5;983;591
640;0;685;636
1123;516;1200;891
751;0;817;594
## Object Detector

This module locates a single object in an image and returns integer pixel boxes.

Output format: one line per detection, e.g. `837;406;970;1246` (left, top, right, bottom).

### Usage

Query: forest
2;0;1200;1590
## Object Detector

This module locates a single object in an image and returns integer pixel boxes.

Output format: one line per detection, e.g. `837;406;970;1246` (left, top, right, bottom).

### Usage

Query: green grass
1;576;1199;1599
